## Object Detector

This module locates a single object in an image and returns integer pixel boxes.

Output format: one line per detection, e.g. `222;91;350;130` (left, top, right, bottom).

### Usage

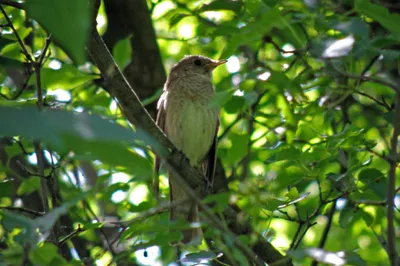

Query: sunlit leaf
29;65;98;90
29;242;68;266
1;42;26;61
113;37;132;70
17;176;41;196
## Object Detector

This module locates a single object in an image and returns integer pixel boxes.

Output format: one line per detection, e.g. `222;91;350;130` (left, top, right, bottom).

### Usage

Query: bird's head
168;55;227;83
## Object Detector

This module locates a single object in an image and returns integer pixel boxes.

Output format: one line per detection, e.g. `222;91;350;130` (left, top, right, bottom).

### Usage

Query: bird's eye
193;59;202;66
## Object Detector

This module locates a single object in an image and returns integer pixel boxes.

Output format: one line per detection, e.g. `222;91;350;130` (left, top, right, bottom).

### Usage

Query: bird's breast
165;92;218;166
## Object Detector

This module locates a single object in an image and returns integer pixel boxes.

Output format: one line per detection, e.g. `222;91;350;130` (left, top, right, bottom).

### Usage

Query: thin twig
311;201;336;266
289;223;303;250
0;70;33;101
360;55;380;78
354;89;391;110
218;113;242;141
0;206;44;217
112;199;189;226
293;222;317;250
82;199;116;256
330;63;399;93
34;34;52;109
59;224;85;246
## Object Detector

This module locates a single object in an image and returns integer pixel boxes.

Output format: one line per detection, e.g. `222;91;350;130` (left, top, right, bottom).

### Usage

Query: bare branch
59;224;85;246
330;62;399;93
0;206;44;217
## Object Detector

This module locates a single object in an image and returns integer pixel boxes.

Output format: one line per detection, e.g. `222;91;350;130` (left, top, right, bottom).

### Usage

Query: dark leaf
26;0;92;64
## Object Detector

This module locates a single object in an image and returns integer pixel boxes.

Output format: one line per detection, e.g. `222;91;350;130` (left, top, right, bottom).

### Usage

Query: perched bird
154;55;227;243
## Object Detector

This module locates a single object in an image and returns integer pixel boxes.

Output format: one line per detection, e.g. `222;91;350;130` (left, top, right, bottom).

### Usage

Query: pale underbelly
166;101;218;166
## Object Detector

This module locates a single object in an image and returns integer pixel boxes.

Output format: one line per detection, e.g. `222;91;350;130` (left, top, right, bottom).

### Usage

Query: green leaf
112;37;132;70
346;251;368;266
198;0;243;13
182;251;216;263
203;192;230;212
169;14;189;28
65;136;152;177
359;209;373;227
261;0;279;7
1;42;25;61
1;243;24;265
81;222;104;230
1;27;32;42
286;187;299;200
331;18;369;39
0;179;14;197
224;95;245;114
29;242;68;266
17;176;41;196
358;168;387;199
358;168;384;183
339;205;358;228
355;0;400;37
129;201;153;212
262;197;285;211
0;106;157;176
0;106;157;148
209;90;233;107
219;7;285;58
1;211;37;245
30;65;98;90
26;0;92;64
225;133;249;163
105;182;130;198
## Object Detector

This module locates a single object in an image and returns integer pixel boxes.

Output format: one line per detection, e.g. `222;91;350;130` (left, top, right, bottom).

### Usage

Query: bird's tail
169;172;202;244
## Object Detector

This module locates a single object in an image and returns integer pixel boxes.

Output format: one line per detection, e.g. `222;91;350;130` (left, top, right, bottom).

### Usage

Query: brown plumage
154;55;226;244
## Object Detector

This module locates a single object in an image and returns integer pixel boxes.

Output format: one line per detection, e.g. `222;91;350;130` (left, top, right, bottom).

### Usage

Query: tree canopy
0;0;399;265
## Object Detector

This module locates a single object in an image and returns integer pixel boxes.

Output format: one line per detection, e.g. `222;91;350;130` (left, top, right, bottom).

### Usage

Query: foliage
0;0;400;265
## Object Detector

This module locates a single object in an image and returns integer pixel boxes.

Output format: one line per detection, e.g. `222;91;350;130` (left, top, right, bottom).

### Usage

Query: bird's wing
204;116;220;189
153;92;167;199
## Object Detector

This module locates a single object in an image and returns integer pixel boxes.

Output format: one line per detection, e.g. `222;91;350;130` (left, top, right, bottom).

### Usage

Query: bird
154;55;227;244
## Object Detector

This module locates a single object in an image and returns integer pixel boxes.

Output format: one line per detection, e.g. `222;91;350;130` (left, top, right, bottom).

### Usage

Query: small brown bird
154;55;227;243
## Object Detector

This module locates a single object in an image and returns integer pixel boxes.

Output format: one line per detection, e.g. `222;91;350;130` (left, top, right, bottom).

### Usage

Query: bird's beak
206;59;228;70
